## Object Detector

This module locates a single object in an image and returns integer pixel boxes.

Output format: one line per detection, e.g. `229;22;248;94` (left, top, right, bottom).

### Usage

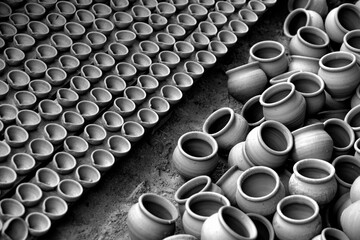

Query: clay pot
27;79;51;99
345;105;360;138
207;11;227;29
190;32;210;50
16;110;41;131
15;182;43;207
160;85;183;105
131;53;152;72
34;168;60;191
29;138;54;161
215;1;235;16
238;8;258;27
52;151;77;175
171;73;194;92
197;21;218;39
14;91;37;110
289;158;337;206
312;227;350;240
149;63;171;81
270;70;301;86
128;193;178;240
208;40;228;58
9;13;29;31
25;2;46;20
69;43;91;61
59;55;79;75
154;33;175;51
226;61;267;103
227;0;246;9
74;9;95;28
102;111;124;132
173;41;194;60
247;0;267;16
196;0;215;9
0;104;17;125
0;23;17;41
137;75;159;94
7;70;30;90
324;118;355;159
121;121;145;143
260;82;306;130
0;199;25;220
112;12;132;30
115;30;136;47
91;3;112;18
332;155;360;196
26;212;51;237
61;111;85;132
288;55;320;73
38;0;57;9
228;142;255;171
188;3;208;21
245;120;293;169
50;33;73;52
216;30;238;48
137;108;159;129
107;135;131;158
107;42;129;61
247;213;275;240
0;59;6;77
158;51;180;69
195;50;217;69
236;166;285;216
350;176;360;202
85;31;107;50
203;107;249;153
11;153;36;175
91;149;115;172
39;99;63;121
148;96;171;117
172;131;219;179
325;3;360;44
13;34;35;52
341;30;360;65
175;175;223;217
148;13;168;31
228;19;249;38
27;21;49;40
56;88;79;108
131;5;150;22
35;44;58;64
4;47;25;67
64;22;86;40
57;179;83;202
169;0;188;10
216;165;243;205
83;124;106;145
340;200;360;240
165;24;186;40
1;217;28;240
318;51;360;101
76;100;100;122
55;1;76;19
69;76;90;96
80;65;102;84
113;97;136;117
110;0;129;10
42;196;68;221
182;192;230;239
240;95;265;128
44;123;66;146
272;194;322;240
75;164;101;188
138;41;159;58
156;2;176;18
0;141;10;163
88;88;111;107
93;18;114;36
4;125;28;148
115;62;137;82
132;22;153;40
288;0;328;18
0;2;12;20
45;67;68;86
351;84;360;108
45;13;66;31
176;13;197;31
64;136;89;157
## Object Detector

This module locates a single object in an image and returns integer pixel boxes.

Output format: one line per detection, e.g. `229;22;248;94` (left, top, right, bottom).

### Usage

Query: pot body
228;142;255;171
226;61;268;103
340;30;360;65
332;155;360;196
312;227;350;240
340;200;360;240
288;55;320;74
345;104;360;138
216;165;243;205
283;9;324;38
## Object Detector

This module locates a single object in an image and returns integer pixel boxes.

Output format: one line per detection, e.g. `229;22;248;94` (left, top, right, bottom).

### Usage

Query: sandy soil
40;2;289;239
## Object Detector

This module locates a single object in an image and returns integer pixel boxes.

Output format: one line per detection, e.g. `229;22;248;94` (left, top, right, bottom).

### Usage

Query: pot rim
240;95;265;126
343;29;360;54
247;212;275;239
324;118;355;152
320;227;350;240
0;198;25;217
42;195;68;218
287;71;325;97
344;104;360;131
225;61;261;77
297;26;330;48
25;212;51;234
283;8;310;38
202;107;236;137
260;82;296;107
334;3;360;35
319;51;357;72
293;158;335;184
16;182;43;203
174;175;212;203
237;166;281;201
250;40;286;62
332;155;360;188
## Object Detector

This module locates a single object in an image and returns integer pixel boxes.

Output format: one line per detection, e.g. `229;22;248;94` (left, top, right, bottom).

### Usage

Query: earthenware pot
166;24;186;40
11;153;35;175
196;0;215;8
13;34;35;52
0;2;12;20
38;0;57;9
107;135;131;158
102;111;124;132
148;96;171;117
156;1;176;17
247;0;266;16
137;108;159;129
34;168;60;192
35;44;58;64
0;199;25;220
227;0;246;9
1;217;28;240
0;104;17;125
184;61;205;80
0;141;10;164
7;70;30;90
76;100;100;122
215;1;235;16
217;30;238;48
245;120;293;169
27;20;49;40
188;3;207;21
114;30;136;47
128;193;178;240
183;192;230;239
171;73;193;92
0;59;6;77
197;21;218;38
272;194;322;240
325;3;360;44
228;142;255;171
240;95;265;128
345;105;360;137
332;155;360;196
61;111;85;132
91;149;115;172
283;8;324;38
39;100;63;121
312;227;350;240
50;33;73;52
354;138;360;160
318;51;360;101
25;212;51;237
16;110;41;131
136;75;159;94
288;55;320;73
236;166;285;216
55;1;76;19
148;13;167;31
0;23;17;41
25;2;46;20
158;51;180;69
69;42;91;61
190;32;210;50
113;97;136;117
64;22;86;40
160;85;183;105
45;13;66;31
121;121;145;143
340;200;360;240
115;62;137;82
93;18;114;36
74;9;94;28
260;82;306;130
42;196;68;221
288;0;328;18
203;107;249;153
289;158;337;206
85;31;107;50
57;179;83;203
172;131;219;179
45;67;68;86
44;123;67;146
110;0;129;10
52;151;77;175
4;125;28;148
69;76;90;96
247;213;275;240
207;11;227;29
138;41;159;58
56;88;79;108
91;2;112;18
238;8;258;27
195;50;217;69
208;40;228;58
226;61;268;103
169;0;188;10
130;5;150;22
9;13;29;31
130;53;152;72
351;84;360;108
324;118;355;159
4;47;25;67
350;176;360;203
149;63;171;81
83;124;106;145
64;136;89;157
202;206;258;240
173;41;194;60
270;70;302;86
341;30;360;65
15;182;42;207
75;164;101;188
80;64;102;83
112;12;132;30
14;91;37;110
29;138;54;161
132;22;153;40
107;43;128;62
27;79;51;99
228;19;249;38
176;13;197;31
216;165;243;205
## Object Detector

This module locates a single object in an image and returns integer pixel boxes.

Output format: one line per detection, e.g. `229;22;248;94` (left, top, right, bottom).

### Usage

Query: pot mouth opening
250;41;285;62
344;30;360;52
298;27;329;47
259;122;293;154
277;195;319;223
174;176;211;202
203;108;234;137
320;52;355;71
345;106;360;130
179;132;217;160
260;82;295;107
294;159;334;183
288;73;324;97
324;119;354;150
333;157;360;187
242;96;264;125
337;4;360;33
285;9;309;37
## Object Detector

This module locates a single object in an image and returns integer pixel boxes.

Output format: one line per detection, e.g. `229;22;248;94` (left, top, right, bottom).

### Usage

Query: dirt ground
40;2;289;239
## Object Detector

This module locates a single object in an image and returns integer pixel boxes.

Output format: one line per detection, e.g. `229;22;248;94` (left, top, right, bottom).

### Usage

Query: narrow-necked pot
1;217;28;240
91;149;115;172
55;1;76;19
102;111;124;132
9;13;29;31
45;67;68;86
26;212;51;237
10;153;36;175
15;182;43;207
34;168;60;191
29;138;54;161
27;20;49;40
35;44;58;63
70;42;91;61
4;125;28;148
38;99;63;120
76;100;100;122
57;179;83;203
52;151;77;175
0;141;10;163
64;136;89;157
64;22;86;40
148;96;170;117
14;91;37;110
4;47;25;67
74;9;95;28
42;196;68;221
107;135;131;158
332;155;360;196
16;109;41;131
6;69;30;90
165;24;186;40
0;199;25;221
160;85;183;105
61;111;85;132
85;31;107;50
13;33;35;52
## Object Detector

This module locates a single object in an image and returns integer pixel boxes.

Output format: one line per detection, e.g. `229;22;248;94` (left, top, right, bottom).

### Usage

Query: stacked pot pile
127;0;360;240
